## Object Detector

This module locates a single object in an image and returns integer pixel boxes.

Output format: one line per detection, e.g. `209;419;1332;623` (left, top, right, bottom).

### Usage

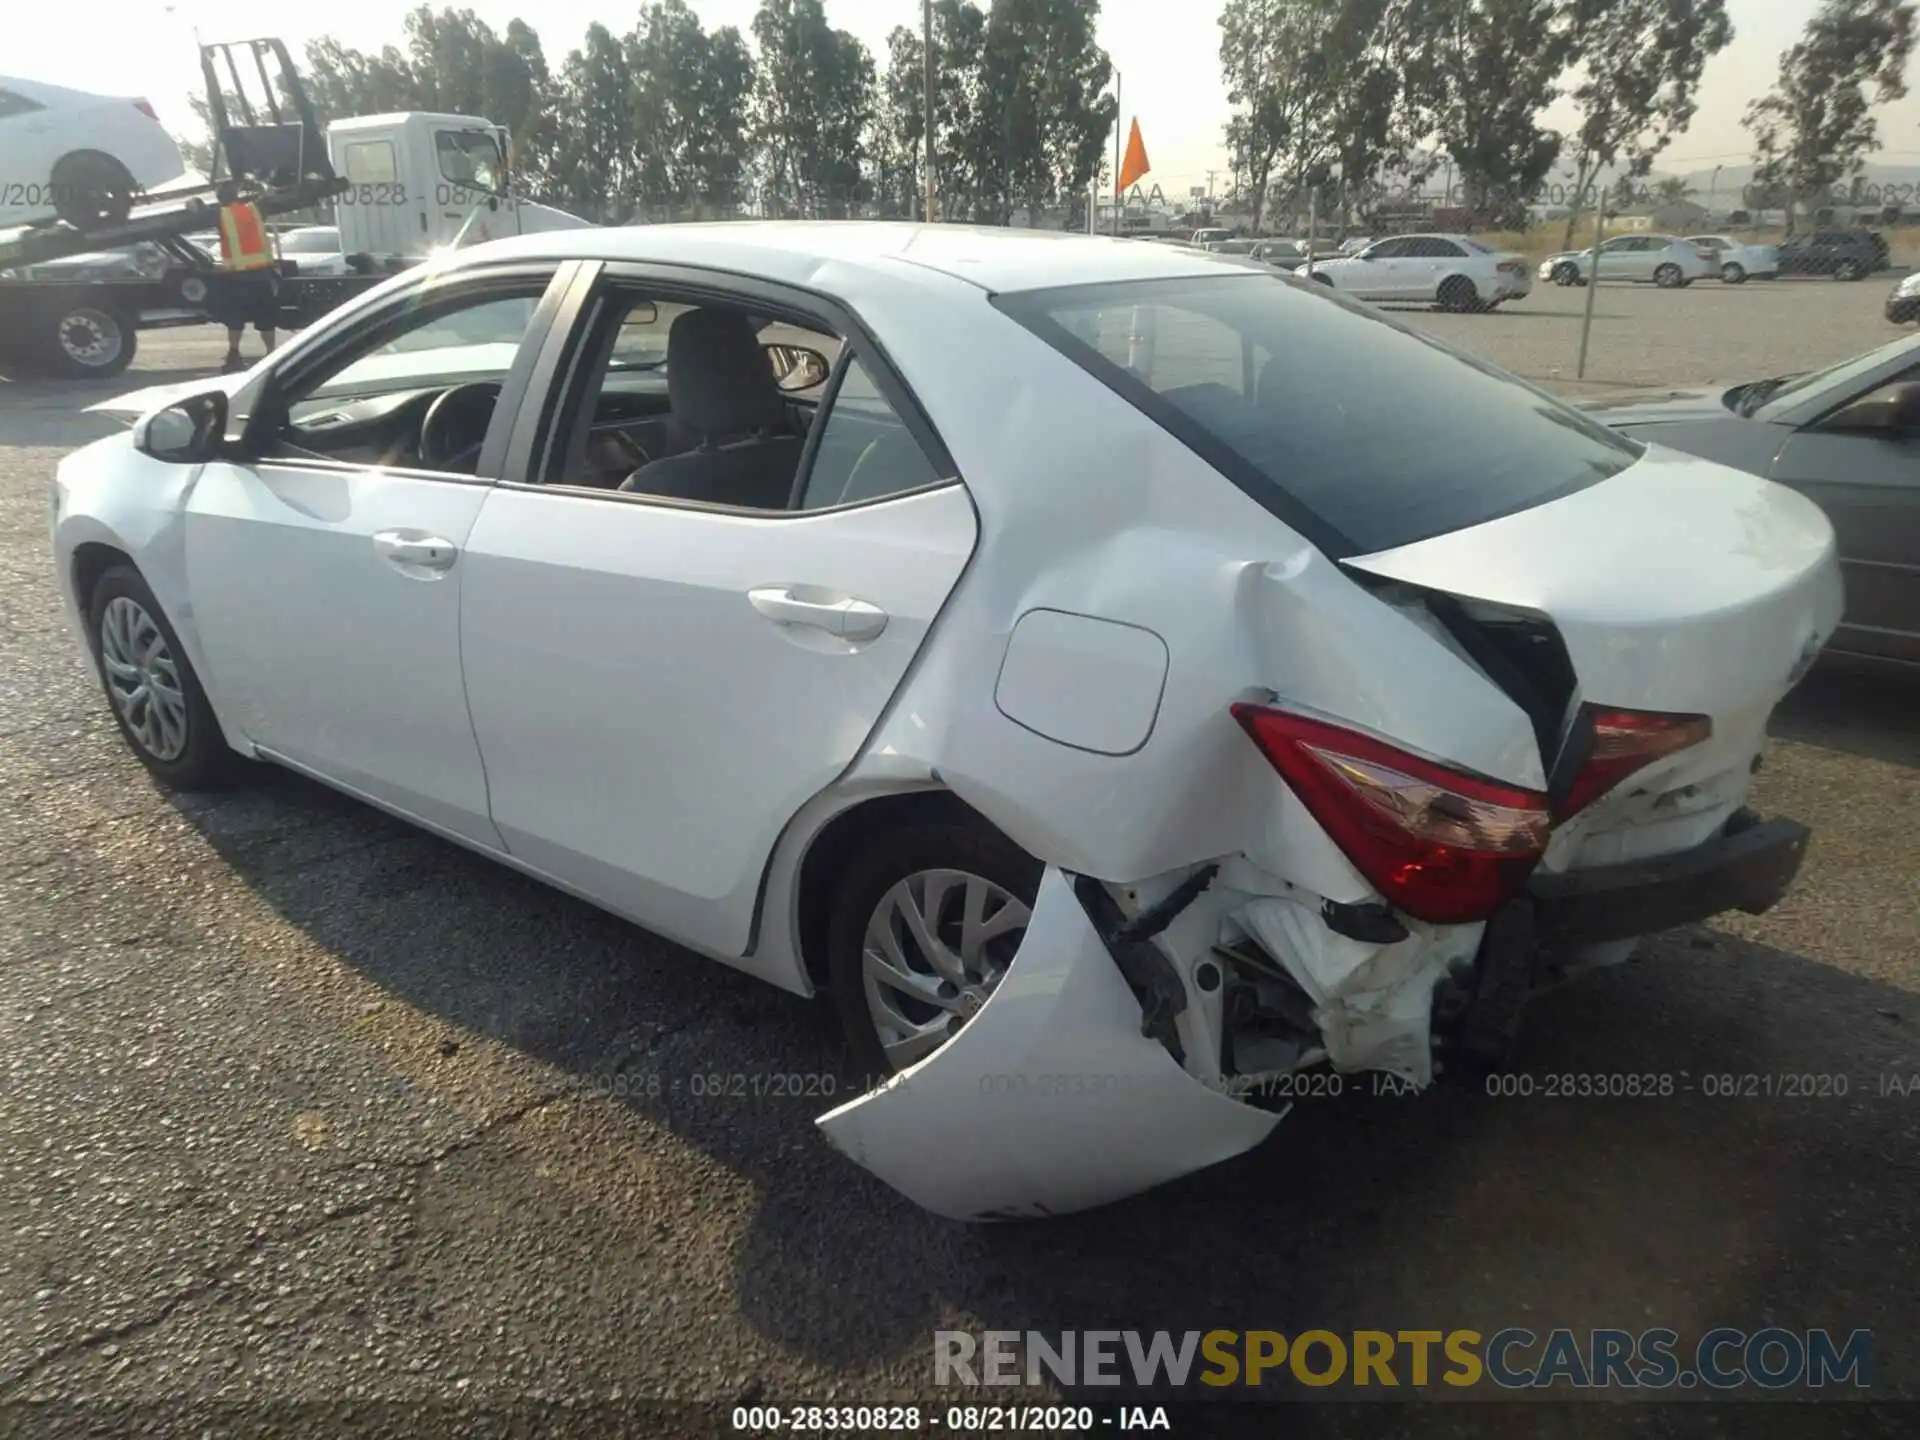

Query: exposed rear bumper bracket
1530;814;1812;945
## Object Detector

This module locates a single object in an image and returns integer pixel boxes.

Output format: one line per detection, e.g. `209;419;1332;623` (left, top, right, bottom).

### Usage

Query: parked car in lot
55;223;1836;1219
1887;270;1920;323
275;224;349;275
1776;229;1887;280
1540;234;1716;288
0;76;187;228
1206;237;1311;270
1585;333;1920;670
1310;232;1531;309
1;242;170;282
1189;226;1234;246
1685;234;1780;284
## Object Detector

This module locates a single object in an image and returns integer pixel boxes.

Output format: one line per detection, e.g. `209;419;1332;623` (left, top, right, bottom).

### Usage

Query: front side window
436;130;501;191
998;274;1640;556
268;282;548;474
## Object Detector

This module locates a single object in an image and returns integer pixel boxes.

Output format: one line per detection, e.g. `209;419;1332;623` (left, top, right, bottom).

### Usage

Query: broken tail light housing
133;99;159;122
1554;706;1713;820
1230;704;1552;926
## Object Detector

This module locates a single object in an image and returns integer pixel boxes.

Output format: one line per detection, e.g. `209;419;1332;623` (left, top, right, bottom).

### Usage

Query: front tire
827;819;1042;1076
1654;263;1683;288
1551;262;1579;286
88;564;235;790
1835;259;1864;281
50;150;138;228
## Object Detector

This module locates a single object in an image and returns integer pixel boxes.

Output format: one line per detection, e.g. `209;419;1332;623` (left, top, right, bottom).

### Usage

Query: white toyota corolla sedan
53;223;1840;1221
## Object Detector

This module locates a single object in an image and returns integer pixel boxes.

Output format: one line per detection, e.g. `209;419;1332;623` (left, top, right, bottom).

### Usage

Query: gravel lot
2;277;1918;1434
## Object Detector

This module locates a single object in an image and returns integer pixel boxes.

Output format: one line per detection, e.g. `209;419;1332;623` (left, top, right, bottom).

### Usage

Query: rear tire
87;564;236;790
826;819;1042;1077
1654;263;1683;288
50;150;138;228
40;304;136;378
1437;274;1479;311
1721;262;1747;284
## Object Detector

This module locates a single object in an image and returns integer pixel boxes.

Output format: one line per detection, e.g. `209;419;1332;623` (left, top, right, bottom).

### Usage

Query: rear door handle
373;530;458;573
748;587;889;642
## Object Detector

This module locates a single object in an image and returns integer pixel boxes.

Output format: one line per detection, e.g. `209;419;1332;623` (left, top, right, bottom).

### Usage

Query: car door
458;268;979;958
1770;376;1920;666
1414;237;1468;299
182;261;573;845
1349;237;1410;299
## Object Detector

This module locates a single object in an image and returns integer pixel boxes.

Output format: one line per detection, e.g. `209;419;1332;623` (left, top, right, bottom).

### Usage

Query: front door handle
748;586;889;642
373;530;458;573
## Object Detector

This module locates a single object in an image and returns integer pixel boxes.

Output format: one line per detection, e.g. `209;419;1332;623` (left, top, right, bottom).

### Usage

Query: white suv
0;76;186;229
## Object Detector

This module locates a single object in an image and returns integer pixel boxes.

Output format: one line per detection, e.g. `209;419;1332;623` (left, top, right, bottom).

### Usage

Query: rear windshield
995;274;1640;556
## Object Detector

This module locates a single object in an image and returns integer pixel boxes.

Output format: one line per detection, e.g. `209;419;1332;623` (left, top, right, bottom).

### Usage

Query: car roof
460;221;1249;294
0;75;123;106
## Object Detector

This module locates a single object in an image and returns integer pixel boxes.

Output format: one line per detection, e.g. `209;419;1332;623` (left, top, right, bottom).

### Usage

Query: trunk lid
1344;448;1842;859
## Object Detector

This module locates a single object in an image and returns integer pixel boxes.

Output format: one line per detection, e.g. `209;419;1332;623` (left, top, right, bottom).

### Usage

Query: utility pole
922;0;935;221
1112;71;1122;237
1576;203;1607;379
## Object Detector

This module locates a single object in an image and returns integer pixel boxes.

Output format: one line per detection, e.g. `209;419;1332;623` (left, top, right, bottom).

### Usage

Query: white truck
326;111;590;265
1;42;596;378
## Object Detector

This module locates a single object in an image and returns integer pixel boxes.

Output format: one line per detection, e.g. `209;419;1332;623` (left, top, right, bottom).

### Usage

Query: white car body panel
184;460;506;848
459;482;978;959
0;76;185;227
52;223;1843;1218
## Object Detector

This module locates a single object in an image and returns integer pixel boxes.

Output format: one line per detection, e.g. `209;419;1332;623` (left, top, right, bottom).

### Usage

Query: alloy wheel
860;867;1032;1071
99;595;189;761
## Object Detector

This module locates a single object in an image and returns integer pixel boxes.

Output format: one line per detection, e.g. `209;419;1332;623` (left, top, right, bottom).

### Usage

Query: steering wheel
418;382;502;472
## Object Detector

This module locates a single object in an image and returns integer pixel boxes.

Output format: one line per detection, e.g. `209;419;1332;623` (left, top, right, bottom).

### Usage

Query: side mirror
1821;381;1920;434
765;343;831;392
134;390;229;463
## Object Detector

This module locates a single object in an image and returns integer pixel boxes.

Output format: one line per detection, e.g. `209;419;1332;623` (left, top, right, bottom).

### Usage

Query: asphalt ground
1;275;1917;1438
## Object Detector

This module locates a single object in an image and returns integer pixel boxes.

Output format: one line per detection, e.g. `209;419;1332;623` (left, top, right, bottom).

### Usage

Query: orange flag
1117;119;1150;193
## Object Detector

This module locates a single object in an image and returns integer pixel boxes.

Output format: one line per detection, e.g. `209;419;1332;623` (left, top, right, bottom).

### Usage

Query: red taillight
1230;705;1551;925
1555;707;1712;819
133;99;158;121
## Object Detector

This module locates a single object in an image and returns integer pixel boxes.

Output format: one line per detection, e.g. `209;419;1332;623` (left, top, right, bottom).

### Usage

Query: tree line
1219;0;1915;236
193;0;1915;235
275;0;1114;225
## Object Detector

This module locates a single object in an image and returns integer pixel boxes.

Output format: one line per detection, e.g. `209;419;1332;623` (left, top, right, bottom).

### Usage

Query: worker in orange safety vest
213;195;282;373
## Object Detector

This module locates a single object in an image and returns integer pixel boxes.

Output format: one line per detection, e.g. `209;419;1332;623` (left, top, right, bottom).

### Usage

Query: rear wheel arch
794;788;1032;993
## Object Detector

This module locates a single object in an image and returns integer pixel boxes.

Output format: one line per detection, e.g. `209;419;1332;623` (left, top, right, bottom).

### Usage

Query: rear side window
0;88;44;119
996;274;1640;557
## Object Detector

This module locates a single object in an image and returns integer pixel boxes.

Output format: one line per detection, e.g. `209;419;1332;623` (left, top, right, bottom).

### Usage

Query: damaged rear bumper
1531;814;1810;945
816;867;1281;1222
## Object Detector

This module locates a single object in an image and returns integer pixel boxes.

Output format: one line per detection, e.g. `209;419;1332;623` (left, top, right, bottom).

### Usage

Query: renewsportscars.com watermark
934;1327;1872;1392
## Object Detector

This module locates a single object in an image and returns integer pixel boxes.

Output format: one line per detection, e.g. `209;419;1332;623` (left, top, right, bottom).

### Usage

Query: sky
10;0;1920;196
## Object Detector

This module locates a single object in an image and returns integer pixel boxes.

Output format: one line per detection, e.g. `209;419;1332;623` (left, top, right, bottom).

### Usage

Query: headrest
666;308;784;436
